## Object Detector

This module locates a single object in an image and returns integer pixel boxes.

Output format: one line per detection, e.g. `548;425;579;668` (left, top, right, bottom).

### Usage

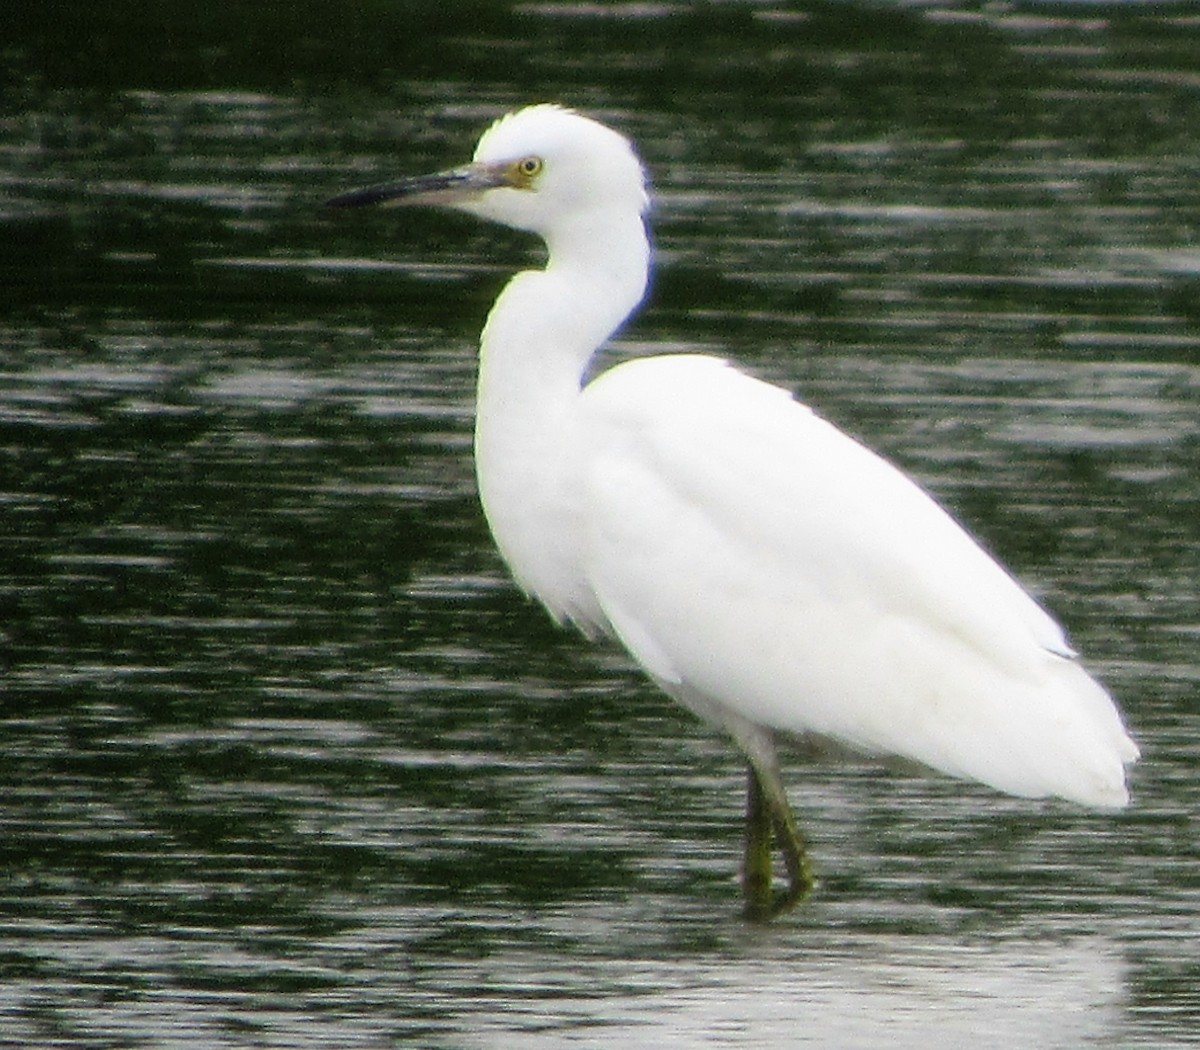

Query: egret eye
506;156;544;189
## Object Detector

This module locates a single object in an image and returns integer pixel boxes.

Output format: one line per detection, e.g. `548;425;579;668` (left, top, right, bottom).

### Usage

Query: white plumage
329;104;1138;916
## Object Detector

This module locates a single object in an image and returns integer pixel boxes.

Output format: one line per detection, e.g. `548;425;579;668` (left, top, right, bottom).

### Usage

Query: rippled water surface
3;2;1199;1047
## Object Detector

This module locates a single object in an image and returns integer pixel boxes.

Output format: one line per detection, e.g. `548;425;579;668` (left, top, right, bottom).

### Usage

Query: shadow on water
2;1;1199;1046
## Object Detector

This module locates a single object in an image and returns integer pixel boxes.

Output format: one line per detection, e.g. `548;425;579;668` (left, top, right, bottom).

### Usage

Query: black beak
326;163;507;209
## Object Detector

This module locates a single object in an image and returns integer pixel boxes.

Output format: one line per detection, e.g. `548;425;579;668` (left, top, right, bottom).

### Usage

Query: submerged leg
742;766;774;916
740;753;816;921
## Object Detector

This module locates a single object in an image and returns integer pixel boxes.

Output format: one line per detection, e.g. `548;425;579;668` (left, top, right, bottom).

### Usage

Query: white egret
328;105;1138;919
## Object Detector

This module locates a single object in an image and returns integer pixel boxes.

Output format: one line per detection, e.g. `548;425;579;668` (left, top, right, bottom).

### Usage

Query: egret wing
578;355;1136;806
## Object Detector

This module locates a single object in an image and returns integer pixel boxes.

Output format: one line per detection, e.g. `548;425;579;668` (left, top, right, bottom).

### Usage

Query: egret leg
741;756;816;921
741;766;775;917
663;687;816;917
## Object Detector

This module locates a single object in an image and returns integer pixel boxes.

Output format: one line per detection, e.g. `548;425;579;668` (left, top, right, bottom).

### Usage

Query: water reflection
3;0;1200;1046
457;935;1128;1050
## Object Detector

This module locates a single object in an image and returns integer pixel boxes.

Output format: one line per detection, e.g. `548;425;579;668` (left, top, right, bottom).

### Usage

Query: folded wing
579;354;1138;807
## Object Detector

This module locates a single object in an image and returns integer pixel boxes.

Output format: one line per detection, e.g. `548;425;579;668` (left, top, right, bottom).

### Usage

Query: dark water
2;2;1199;1046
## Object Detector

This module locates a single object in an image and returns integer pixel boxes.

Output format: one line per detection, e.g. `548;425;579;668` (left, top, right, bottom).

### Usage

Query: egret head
327;105;649;237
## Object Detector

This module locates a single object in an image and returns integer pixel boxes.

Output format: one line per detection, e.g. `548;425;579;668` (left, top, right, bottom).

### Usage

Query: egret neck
473;207;650;630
